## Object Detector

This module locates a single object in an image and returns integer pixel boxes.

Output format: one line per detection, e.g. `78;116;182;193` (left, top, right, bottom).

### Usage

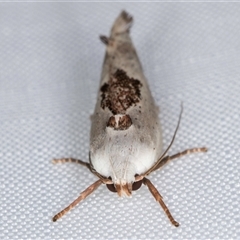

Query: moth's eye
106;184;117;192
132;179;143;191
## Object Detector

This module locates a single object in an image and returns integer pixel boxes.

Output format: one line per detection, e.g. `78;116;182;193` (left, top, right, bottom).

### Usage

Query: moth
52;11;207;227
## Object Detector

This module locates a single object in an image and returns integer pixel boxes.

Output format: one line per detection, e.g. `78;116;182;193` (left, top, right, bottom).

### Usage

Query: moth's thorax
90;121;161;196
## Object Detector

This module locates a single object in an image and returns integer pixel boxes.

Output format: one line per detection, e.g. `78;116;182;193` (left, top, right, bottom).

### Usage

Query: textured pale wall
0;3;239;239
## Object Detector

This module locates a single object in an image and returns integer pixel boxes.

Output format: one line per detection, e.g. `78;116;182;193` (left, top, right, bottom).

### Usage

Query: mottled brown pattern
106;116;116;128
118;114;132;130
101;69;142;115
107;114;132;130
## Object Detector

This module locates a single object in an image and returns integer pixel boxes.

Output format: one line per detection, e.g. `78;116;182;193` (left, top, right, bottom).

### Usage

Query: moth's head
106;177;143;197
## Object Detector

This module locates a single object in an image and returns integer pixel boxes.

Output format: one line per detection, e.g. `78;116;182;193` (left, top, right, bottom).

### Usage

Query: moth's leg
52;158;111;184
52;179;102;222
52;158;91;169
154;147;207;172
143;177;179;227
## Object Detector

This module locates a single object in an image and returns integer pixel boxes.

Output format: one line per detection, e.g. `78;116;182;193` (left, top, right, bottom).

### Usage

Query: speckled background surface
0;2;239;239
